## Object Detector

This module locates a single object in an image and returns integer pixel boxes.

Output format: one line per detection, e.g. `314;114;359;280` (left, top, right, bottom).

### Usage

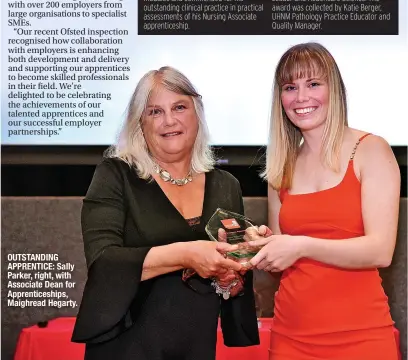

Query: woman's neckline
286;160;356;197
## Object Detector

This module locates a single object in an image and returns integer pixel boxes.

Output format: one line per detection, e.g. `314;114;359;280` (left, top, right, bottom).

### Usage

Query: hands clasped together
243;225;304;272
184;226;303;298
183;229;245;298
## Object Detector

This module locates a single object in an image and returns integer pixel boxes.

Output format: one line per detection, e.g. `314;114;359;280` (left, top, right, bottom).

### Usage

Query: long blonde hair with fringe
105;66;215;179
261;42;348;190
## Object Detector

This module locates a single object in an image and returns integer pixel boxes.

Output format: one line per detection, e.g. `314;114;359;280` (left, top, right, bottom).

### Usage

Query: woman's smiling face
281;75;329;132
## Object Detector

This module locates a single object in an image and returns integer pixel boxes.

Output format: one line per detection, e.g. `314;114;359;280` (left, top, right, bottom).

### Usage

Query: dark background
2;145;406;197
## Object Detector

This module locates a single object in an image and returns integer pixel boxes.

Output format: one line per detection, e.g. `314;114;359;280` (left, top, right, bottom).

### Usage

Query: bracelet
211;279;239;300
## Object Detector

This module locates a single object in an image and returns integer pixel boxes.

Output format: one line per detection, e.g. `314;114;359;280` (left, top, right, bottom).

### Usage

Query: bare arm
300;136;400;268
268;185;282;235
252;186;282;238
141;243;185;281
142;241;242;281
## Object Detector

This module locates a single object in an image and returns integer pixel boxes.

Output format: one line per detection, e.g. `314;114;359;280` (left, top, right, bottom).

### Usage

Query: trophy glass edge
204;207;257;242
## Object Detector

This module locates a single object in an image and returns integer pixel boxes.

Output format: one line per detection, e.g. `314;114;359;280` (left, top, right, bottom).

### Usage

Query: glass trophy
205;208;262;268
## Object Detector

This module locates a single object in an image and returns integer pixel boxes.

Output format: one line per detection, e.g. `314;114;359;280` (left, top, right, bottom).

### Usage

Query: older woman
248;43;400;359
71;66;259;359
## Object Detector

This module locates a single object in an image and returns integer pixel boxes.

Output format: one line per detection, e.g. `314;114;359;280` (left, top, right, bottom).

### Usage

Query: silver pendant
223;292;230;300
160;169;171;182
155;165;192;186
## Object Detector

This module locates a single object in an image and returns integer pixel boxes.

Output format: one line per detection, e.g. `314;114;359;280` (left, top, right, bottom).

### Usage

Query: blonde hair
105;66;215;179
261;42;348;189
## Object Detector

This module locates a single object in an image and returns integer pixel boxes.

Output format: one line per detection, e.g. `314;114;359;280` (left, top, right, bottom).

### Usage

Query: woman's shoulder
209;168;240;186
348;128;394;158
347;128;390;150
347;128;398;175
98;156;130;168
93;157;137;182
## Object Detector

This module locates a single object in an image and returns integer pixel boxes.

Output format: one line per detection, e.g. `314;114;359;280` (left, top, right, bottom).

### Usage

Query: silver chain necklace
154;165;193;186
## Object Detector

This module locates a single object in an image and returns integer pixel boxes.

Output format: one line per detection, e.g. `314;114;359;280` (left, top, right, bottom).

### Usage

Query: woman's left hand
247;235;305;272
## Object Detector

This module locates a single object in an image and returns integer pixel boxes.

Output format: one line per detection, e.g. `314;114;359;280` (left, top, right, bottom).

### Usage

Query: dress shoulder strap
350;133;371;160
